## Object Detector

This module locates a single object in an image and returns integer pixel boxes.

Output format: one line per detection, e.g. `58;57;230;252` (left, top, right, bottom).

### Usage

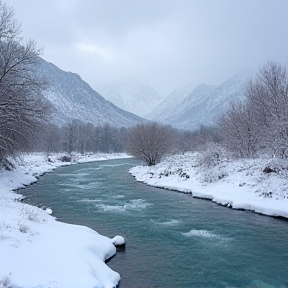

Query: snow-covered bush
194;144;233;183
195;143;232;168
263;159;288;174
58;155;72;162
0;223;12;239
20;205;42;223
18;223;30;233
0;274;12;288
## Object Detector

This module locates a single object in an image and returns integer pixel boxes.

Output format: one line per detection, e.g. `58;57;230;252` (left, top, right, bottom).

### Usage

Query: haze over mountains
151;70;254;130
37;59;144;128
145;82;197;121
37;57;254;131
96;71;254;130
97;82;163;117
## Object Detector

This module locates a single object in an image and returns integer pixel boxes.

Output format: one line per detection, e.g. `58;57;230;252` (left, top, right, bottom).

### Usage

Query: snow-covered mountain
37;59;144;127
146;82;196;120
164;84;217;121
156;71;253;130
96;82;162;117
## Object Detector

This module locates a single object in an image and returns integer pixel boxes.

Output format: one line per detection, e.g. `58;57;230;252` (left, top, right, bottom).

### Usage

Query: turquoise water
21;158;288;288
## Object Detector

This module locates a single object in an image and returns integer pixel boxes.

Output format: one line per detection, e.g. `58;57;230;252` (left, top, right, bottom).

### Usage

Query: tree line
1;2;287;168
33;121;129;155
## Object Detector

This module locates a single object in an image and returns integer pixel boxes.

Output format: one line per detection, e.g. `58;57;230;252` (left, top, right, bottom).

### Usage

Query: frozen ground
130;150;288;219
0;152;129;288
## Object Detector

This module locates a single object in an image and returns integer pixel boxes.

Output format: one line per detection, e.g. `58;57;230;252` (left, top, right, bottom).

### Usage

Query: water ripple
181;229;221;239
95;199;152;213
152;219;181;226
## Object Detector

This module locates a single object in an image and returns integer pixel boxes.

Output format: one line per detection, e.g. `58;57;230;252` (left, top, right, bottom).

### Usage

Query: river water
21;158;288;288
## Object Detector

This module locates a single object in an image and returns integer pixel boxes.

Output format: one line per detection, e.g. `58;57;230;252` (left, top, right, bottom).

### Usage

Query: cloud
75;43;114;60
6;0;288;96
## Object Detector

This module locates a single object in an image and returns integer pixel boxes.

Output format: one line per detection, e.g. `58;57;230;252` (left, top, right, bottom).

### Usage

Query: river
20;158;288;288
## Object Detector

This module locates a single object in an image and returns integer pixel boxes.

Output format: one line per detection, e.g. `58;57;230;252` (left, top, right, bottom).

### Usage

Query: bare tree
128;122;175;165
218;61;288;158
246;61;288;157
219;100;259;158
0;3;50;166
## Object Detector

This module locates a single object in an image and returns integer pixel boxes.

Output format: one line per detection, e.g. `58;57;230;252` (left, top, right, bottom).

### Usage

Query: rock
263;166;278;174
46;208;53;214
263;159;288;174
111;235;126;247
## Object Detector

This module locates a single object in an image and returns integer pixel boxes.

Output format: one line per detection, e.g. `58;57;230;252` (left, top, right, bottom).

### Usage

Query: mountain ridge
152;70;254;130
37;58;145;128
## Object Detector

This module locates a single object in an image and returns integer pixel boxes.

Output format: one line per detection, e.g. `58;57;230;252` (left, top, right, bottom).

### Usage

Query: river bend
21;158;288;288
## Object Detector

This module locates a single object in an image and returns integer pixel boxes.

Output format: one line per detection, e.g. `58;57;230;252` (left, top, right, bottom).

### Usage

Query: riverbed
21;158;288;288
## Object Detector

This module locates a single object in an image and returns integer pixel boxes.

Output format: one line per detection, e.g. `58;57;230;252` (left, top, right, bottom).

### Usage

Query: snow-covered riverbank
0;153;129;288
129;151;288;219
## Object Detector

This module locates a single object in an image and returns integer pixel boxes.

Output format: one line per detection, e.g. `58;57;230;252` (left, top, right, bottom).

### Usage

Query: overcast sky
6;0;288;96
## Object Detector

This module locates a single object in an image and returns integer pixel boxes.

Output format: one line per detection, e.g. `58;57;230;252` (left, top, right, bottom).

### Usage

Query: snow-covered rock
111;235;126;247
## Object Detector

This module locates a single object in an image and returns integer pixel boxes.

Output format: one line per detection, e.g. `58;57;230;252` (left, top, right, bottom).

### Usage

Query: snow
129;152;288;219
0;152;130;288
111;236;125;246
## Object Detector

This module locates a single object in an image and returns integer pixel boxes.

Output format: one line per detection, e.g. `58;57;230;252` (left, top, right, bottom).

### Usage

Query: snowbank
0;152;130;288
129;152;288;219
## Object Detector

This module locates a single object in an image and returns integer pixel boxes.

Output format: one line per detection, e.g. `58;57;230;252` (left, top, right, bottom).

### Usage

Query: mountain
37;59;144;127
164;84;217;121
146;82;196;120
96;82;162;117
159;71;254;130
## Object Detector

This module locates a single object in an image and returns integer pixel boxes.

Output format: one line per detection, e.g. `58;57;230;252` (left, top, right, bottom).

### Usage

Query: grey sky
6;0;288;96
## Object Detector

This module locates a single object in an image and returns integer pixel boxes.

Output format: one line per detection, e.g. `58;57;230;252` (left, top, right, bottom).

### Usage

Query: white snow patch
0;152;131;288
129;152;288;219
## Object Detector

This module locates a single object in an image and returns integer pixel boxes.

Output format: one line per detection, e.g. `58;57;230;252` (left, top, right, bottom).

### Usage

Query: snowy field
0;153;129;288
130;151;288;219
